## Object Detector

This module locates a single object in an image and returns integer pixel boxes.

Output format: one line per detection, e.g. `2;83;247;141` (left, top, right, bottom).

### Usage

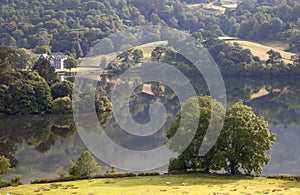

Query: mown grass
227;40;295;64
2;174;300;195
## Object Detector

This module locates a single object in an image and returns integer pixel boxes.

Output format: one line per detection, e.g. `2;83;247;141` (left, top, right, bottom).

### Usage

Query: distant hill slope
227;40;295;63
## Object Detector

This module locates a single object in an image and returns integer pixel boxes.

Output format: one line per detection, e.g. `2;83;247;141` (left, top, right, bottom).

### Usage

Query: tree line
0;46;111;115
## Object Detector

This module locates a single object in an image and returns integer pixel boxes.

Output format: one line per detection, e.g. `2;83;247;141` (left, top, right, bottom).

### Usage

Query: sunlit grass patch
2;174;300;195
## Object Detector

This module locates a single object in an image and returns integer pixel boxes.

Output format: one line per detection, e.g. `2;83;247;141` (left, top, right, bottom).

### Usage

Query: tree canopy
32;58;58;86
0;71;52;114
68;151;100;177
0;155;13;180
167;96;275;175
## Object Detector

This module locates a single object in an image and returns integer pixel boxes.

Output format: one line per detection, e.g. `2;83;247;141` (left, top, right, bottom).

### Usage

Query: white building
34;54;68;70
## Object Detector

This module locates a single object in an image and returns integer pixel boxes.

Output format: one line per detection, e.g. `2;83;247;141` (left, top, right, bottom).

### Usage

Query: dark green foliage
31;172;138;184
10;175;22;186
216;103;275;175
50;97;73;114
64;57;78;70
288;31;300;53
167;96;225;173
0;71;52;114
0;155;12;180
132;49;144;63
151;47;165;61
0;46;17;72
56;167;67;178
33;46;51;55
68;151;100;177
0;0;212;54
0;181;10;188
31;176;83;184
221;0;300;41
266;50;282;65
12;48;36;70
32;58;58;86
51;80;73;99
137;172;160;176
167;96;275;175
267;175;300;181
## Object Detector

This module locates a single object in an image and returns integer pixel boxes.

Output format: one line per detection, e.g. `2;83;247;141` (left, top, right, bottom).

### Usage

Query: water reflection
1;78;300;182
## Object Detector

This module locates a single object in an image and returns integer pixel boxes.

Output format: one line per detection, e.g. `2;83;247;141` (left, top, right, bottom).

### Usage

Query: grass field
2;174;300;195
227;40;295;64
186;0;239;14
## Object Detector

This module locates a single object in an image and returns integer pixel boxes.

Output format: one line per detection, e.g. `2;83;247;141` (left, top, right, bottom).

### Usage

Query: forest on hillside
1;0;300;116
1;0;300;56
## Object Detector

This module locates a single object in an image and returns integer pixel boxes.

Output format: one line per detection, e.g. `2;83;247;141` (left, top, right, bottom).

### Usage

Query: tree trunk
205;167;210;173
230;163;236;175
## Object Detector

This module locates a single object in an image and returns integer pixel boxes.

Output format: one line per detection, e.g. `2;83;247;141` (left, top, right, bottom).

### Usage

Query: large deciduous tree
216;102;275;175
167;97;275;175
167;96;225;173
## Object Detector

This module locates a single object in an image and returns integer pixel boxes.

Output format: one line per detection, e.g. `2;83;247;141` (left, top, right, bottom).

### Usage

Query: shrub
68;151;100;177
10;175;22;186
267;174;300;181
0;155;13;181
50;96;72;114
110;166;116;173
51;80;73;99
93;172;136;179
56;167;67;178
0;181;10;188
137;172;160;176
31;176;83;184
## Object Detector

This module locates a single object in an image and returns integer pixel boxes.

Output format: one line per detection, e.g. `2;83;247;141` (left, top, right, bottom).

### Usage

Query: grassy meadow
2;174;300;195
187;0;239;14
227;40;295;64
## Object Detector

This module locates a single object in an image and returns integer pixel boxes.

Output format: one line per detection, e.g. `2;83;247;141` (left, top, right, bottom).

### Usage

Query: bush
93;172;136;179
51;80;73;99
0;181;10;188
267;174;300;181
56;167;67;178
10;175;22;186
68;151;100;177
31;176;84;184
110;166;116;173
50;96;72;114
0;155;13;180
137;172;160;176
31;172;137;184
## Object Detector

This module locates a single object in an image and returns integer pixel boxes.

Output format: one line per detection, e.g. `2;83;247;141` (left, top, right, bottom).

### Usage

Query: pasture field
2;174;300;195
227;40;295;64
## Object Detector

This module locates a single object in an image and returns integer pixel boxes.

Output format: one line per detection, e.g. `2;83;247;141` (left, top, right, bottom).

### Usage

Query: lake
1;77;300;183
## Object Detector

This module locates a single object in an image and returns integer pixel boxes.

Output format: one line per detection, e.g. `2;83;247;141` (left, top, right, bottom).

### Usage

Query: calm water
1;77;300;183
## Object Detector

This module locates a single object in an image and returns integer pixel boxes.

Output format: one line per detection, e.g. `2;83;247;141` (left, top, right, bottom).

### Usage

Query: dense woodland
0;0;214;57
0;0;299;53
